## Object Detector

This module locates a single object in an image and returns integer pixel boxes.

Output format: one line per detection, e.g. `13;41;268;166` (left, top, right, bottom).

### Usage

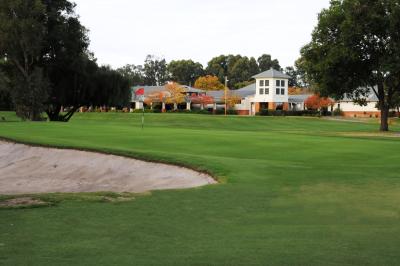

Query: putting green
0;112;400;266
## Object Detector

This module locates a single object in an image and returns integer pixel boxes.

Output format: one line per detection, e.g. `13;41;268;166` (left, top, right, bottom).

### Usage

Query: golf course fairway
1;113;400;266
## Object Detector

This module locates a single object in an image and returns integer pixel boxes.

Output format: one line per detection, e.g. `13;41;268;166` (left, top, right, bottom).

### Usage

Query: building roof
235;83;257;98
206;83;257;102
131;85;204;101
288;94;311;103
180;85;204;93
252;68;290;79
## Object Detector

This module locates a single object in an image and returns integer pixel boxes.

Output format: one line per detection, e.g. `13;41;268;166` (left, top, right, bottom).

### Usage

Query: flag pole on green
135;88;145;129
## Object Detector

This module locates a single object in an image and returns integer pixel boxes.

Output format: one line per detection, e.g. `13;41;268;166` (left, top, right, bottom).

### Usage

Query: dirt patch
338;132;400;138
0;197;47;208
0;141;216;195
322;117;372;123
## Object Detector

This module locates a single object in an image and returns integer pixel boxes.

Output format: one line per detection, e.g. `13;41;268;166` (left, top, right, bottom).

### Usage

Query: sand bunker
0;141;216;195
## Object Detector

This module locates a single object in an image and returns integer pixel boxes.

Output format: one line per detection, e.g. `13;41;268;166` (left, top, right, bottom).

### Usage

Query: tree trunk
377;81;389;132
62;107;78;122
380;105;389;132
46;105;78;122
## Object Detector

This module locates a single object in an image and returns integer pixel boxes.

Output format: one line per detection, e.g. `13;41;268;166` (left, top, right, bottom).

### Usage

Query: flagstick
141;104;144;129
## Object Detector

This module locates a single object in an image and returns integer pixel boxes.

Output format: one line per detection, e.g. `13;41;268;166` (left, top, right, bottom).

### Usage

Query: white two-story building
233;68;291;115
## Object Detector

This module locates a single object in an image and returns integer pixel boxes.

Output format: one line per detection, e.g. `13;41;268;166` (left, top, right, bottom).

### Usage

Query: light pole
224;76;229;116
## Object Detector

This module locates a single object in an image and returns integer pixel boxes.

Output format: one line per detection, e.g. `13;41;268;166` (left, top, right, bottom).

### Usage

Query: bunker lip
0;141;216;195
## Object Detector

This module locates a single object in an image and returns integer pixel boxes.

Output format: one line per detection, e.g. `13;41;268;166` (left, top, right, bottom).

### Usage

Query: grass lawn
1;112;400;265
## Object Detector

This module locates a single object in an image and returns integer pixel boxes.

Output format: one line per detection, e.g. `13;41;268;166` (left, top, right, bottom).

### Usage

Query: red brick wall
237;110;250;116
283;103;289;111
343;111;380;118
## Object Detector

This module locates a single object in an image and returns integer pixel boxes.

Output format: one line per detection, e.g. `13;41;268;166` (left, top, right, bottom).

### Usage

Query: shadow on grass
0;191;143;210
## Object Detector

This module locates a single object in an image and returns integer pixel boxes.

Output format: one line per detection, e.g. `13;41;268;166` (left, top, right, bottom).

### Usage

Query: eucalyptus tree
299;0;400;131
0;0;49;120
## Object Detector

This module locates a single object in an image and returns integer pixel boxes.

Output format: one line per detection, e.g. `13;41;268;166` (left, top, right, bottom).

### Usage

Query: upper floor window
281;88;285;95
265;80;270;86
281;80;285;87
259;88;264;95
276;80;280;87
276;88;280;95
260;80;264;87
265;88;270;95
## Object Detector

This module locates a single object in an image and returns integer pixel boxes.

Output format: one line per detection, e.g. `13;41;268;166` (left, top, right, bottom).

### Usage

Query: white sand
0;141;216;195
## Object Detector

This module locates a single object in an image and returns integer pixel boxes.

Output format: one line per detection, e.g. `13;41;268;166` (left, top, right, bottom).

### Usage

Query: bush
167;109;192;114
257;109;320;117
130;109;155;114
333;108;344;116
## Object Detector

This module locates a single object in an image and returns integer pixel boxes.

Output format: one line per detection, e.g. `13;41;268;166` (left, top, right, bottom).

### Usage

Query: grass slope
1;113;400;265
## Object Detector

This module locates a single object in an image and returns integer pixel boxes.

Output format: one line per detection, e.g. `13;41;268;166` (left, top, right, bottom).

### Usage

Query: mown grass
0;112;400;266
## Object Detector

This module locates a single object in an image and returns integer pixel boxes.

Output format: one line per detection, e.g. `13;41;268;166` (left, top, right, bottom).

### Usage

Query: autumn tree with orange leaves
165;82;186;110
144;91;163;109
194;75;225;91
191;95;214;110
222;92;242;109
305;94;334;110
288;87;310;95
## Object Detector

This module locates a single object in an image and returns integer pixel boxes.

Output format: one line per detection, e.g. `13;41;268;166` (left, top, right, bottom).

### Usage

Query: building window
260;80;264;87
265;80;270;86
259;88;264;95
276;80;280;87
265;88;269;95
276;88;280;95
281;88;285;95
281;80;285;87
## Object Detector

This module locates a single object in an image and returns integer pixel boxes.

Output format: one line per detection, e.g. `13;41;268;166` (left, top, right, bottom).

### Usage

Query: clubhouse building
132;68;390;117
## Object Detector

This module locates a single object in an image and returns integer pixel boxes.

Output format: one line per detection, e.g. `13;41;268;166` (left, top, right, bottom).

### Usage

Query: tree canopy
168;60;204;86
143;55;168;86
257;54;281;72
298;0;400;131
0;0;130;121
116;64;145;87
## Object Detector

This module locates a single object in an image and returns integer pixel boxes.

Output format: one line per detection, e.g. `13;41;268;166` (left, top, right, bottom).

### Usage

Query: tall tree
206;54;257;88
230;57;259;89
0;0;49;120
298;0;400;131
206;55;229;83
42;0;93;121
92;65;131;108
0;59;12;110
1;0;131;121
257;54;281;72
284;66;301;87
168;60;204;86
143;55;168;86
117;64;144;86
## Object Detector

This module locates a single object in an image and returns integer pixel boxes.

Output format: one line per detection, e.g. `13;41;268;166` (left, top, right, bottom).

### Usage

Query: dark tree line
117;53;303;90
0;0;130;121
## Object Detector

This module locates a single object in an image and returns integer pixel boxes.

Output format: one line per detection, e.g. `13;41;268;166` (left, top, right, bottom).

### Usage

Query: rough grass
0;112;400;266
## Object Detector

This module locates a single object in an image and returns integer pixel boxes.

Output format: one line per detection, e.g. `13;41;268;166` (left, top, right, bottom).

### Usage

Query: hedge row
256;109;331;117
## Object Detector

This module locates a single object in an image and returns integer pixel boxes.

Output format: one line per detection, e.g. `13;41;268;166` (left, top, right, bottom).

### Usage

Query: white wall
235;96;253;112
332;101;378;112
254;78;288;103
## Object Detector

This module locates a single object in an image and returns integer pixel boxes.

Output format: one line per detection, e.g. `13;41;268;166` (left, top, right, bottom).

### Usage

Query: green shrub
333;108;344;116
257;109;321;117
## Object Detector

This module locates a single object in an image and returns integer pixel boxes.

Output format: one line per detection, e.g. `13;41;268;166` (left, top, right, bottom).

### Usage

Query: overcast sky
73;0;331;69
